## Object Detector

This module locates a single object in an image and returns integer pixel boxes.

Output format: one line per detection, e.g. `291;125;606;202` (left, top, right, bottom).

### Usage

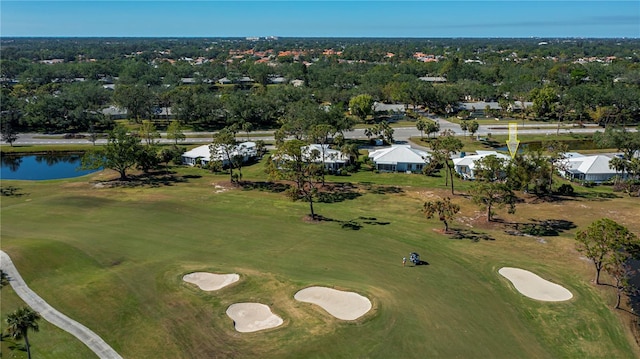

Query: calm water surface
0;154;99;180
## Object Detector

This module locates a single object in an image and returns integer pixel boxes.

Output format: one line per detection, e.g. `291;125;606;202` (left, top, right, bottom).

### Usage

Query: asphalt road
8;118;613;148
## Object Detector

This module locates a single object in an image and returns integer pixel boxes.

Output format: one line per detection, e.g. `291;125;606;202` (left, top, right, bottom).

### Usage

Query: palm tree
340;143;361;165
416;118;427;139
609;156;628;184
6;306;41;359
0;269;9;288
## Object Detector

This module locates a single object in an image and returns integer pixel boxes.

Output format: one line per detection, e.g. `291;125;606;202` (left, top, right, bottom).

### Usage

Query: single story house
301;144;349;171
452;151;511;180
368;145;431;173
559;153;621;184
373;102;406;113
268;76;287;84
101;105;128;119
181;142;257;167
418;76;447;83
460;101;533;113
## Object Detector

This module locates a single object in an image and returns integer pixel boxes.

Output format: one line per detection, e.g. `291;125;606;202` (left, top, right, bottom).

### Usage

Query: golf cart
409;252;421;265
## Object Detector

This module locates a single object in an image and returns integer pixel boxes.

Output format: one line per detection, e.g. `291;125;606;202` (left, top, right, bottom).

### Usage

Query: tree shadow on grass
574;191;621;201
363;184;405;195
0;186;27;197
318;183;362;203
239;181;290;193
339;216;391;230
95;171;195;188
449;228;495;242
501;218;576;237
0;334;26;354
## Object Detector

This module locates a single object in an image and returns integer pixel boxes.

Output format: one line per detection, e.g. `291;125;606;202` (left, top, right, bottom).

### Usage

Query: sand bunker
182;272;239;291
294;287;372;320
226;303;283;333
499;267;573;302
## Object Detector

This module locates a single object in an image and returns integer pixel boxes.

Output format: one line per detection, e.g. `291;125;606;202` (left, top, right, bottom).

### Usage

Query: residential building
368;145;431;173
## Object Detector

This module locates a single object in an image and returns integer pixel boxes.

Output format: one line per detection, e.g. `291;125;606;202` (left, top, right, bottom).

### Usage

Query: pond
0;154;100;180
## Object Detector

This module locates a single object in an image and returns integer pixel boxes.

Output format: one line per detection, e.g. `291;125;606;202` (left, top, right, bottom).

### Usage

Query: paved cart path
1;250;123;359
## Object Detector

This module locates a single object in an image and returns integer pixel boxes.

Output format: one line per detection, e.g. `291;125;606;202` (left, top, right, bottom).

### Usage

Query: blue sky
1;1;639;38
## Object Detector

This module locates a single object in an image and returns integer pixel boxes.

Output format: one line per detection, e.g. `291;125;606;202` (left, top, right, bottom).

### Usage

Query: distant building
418;76;447;83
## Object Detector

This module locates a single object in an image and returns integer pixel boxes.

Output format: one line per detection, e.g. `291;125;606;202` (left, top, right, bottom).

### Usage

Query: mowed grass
1;164;639;358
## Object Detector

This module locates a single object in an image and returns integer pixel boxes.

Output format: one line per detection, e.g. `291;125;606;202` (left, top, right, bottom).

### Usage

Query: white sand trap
226;303;283;333
182;272;239;291
499;267;573;302
294;287;372;320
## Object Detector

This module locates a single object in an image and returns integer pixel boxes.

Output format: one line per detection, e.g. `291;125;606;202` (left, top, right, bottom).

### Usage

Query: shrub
556;184;574;196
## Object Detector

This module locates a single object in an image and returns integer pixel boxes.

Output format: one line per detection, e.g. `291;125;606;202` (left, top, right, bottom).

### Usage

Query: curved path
0;250;123;359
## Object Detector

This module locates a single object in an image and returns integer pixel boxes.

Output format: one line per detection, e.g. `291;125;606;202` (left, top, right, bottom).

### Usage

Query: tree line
2;38;639;136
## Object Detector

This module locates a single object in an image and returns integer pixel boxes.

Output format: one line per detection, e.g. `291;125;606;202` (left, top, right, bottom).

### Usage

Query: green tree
268;139;323;220
423;197;460;233
6;306;41;359
364;125;379;141
474;154;508;182
1;117;19;146
530;86;558;119
544;140;569;191
378;121;394;144
82;125;142;180
340;143;361;166
241;121;254;141
139;120;160;146
349;94;374;123
517;148;553;195
470;182;516;222
468;120;479;138
307;124;336;185
210;126;239;183
594;127;640;160
87;121;99;146
166;120;186;145
575;218;638;285
471;155;516;222
425;120;440;138
248;63;271;87
0;269;9;289
460;121;468;137
136;145;160;173
605;251;636;309
416;118;428;139
431;132;463;195
113;84;153;123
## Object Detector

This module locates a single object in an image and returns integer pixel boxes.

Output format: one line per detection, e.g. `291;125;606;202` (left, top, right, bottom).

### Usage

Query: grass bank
1;161;638;358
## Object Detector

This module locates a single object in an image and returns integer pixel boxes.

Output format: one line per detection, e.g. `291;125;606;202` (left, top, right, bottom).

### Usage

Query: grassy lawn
410;133;619;154
1;160;639;358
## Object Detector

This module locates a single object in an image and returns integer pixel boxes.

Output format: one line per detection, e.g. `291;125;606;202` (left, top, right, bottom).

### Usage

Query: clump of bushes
556;184;574;196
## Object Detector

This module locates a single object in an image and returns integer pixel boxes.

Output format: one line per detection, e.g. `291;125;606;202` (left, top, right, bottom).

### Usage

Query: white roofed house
301;144;349;172
181;142;256;167
559;153;621;184
452;151;511;180
368;145;431;173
